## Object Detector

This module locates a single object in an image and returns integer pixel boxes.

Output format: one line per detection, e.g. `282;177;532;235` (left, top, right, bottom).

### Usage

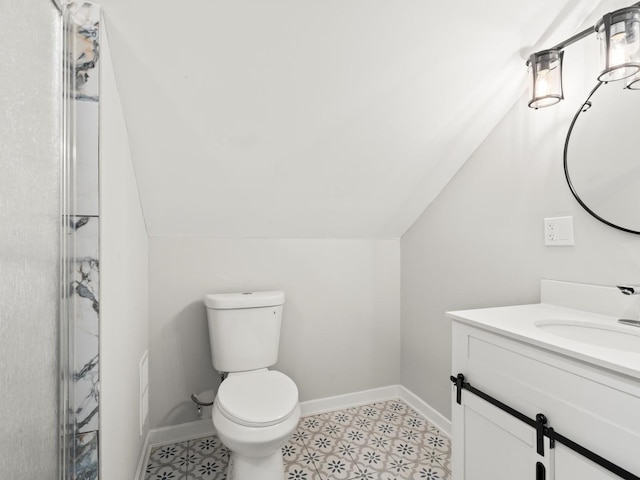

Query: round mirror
564;81;640;234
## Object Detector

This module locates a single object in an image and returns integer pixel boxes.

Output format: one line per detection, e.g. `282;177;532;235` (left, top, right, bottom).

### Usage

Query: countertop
448;303;640;381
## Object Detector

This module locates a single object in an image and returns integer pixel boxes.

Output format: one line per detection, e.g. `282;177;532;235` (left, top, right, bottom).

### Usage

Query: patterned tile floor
145;399;451;480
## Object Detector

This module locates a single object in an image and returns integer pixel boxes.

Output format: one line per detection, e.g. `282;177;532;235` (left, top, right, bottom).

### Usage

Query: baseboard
398;385;452;437
149;418;216;446
134;432;151;480
299;385;402;416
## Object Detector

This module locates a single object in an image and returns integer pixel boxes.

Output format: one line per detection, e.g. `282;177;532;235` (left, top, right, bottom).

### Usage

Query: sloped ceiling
97;0;601;238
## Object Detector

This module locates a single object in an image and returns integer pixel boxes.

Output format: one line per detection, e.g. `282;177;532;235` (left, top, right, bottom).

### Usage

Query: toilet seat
216;370;298;428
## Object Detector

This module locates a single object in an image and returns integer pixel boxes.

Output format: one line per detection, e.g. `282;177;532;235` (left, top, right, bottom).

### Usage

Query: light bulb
611;38;626;65
536;72;549;96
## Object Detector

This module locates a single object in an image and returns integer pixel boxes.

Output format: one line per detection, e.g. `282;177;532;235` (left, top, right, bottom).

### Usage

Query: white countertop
448;303;640;380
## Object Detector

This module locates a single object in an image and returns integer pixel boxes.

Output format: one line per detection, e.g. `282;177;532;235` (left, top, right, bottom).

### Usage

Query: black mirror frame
564;81;640;235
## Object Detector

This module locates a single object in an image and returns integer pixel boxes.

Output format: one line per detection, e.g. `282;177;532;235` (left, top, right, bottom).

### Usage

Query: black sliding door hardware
450;373;640;480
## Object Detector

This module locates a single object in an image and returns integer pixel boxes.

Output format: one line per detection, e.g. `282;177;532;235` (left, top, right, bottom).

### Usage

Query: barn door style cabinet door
448;303;640;480
452;384;554;480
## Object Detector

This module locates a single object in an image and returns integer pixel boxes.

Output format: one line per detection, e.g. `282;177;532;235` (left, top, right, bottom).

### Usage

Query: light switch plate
545;216;574;246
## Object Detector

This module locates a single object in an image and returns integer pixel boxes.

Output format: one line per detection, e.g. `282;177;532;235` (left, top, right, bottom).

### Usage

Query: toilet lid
216;370;299;427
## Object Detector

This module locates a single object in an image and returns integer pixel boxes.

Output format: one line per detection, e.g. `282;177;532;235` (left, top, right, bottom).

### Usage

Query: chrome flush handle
616;285;640;295
618;319;640;328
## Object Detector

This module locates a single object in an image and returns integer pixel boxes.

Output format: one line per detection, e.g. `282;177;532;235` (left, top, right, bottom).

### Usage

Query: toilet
204;291;300;480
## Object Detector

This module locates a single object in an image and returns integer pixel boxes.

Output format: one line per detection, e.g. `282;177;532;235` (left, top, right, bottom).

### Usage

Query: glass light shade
527;50;564;109
625;70;640;89
596;7;640;82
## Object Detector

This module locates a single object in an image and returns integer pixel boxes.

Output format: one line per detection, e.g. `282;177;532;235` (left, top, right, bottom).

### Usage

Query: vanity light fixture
596;8;640;82
527;49;564;108
528;3;640;109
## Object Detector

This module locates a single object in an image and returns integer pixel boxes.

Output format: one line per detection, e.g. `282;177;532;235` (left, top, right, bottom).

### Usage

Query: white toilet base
213;399;301;480
227;450;284;480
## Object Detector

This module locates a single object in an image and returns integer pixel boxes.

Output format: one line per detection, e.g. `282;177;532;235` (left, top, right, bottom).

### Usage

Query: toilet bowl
212;369;300;480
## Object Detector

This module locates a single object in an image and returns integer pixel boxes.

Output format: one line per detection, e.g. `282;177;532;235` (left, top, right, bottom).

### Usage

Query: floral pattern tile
383;457;415;477
407;464;449;480
285;463;324;480
148;442;190;467
143;399;451;480
314;453;359;479
190;456;227;480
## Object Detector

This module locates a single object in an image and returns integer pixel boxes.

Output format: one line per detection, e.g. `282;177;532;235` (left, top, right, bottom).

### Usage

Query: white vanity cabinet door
554;445;619;480
452;388;552;480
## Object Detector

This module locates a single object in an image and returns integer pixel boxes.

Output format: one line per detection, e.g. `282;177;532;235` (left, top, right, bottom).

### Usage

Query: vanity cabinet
450;319;640;480
455;386;552;480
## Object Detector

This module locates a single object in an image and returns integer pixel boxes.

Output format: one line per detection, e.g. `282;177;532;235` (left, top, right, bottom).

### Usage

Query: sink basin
535;319;640;353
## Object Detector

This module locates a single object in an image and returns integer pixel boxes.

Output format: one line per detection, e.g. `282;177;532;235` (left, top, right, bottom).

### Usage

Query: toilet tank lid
204;291;285;309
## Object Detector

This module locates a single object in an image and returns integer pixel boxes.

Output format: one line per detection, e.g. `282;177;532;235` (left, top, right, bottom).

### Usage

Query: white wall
148;237;400;428
400;15;640;420
99;25;150;478
0;0;60;477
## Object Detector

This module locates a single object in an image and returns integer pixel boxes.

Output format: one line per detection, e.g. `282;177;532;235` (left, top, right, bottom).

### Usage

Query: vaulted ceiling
97;0;602;238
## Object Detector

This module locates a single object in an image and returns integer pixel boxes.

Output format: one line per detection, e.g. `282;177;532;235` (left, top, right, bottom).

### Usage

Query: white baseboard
149;418;216;446
134;432;151;480
136;385;451;480
398;385;452;437
299;385;401;417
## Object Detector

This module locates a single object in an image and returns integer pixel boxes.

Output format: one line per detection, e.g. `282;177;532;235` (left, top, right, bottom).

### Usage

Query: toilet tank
204;291;285;373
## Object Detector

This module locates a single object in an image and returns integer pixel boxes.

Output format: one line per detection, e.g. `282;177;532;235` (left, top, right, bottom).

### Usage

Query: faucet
616;285;640;327
616;285;640;295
